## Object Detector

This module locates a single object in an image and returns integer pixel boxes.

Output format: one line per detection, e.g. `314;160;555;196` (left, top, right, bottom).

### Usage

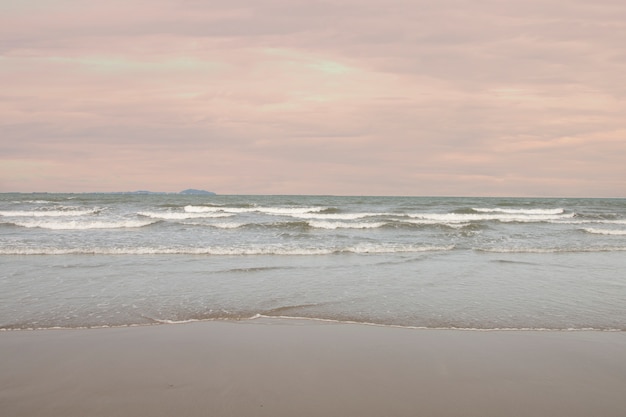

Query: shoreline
3;314;625;332
2;319;626;417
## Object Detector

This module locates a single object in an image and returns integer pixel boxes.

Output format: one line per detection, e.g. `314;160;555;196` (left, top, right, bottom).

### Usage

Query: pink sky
1;0;625;196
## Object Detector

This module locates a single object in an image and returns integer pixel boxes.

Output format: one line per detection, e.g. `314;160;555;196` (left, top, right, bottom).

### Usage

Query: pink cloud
1;0;625;196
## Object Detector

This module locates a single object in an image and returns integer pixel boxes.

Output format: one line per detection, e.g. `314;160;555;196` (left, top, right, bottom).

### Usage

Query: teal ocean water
1;194;625;330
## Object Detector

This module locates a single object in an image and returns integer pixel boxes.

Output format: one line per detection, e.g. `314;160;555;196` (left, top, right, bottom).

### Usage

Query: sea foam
408;212;574;223
184;205;327;215
0;208;100;217
583;228;626;236
472;207;565;215
10;219;157;230
138;211;233;220
308;220;387;229
0;244;454;256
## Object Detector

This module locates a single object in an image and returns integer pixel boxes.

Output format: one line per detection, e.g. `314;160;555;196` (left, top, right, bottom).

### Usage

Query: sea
1;193;625;331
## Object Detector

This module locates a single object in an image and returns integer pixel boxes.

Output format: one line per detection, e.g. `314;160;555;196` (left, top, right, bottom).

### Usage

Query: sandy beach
1;319;625;417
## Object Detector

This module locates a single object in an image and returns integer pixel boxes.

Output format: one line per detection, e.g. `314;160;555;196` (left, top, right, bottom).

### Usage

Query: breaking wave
407;212;574;223
583;228;626;236
0;244;454;256
8;219;157;230
307;220;387;229
0;208;100;217
138;211;234;220
479;246;626;253
472;207;565;215
184;205;328;215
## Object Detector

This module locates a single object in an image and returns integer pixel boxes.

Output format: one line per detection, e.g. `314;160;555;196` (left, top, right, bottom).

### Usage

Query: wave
304;219;470;230
407;212;574;223
181;221;246;229
472;207;565;215
138;211;234;220
4;315;623;332
9;219;158;230
0;244;454;256
478;246;626;253
307;220;387;229
182;220;315;230
182;219;473;230
402;219;472;228
183;205;329;215
256;206;330;215
249;315;624;332
0;208;100;217
11;200;52;204
167;206;618;227
554;219;626;225
342;244;454;254
184;205;226;213
292;212;389;220
583;228;626;236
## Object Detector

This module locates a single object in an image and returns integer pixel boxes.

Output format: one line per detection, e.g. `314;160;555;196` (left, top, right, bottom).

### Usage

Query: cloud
1;0;625;196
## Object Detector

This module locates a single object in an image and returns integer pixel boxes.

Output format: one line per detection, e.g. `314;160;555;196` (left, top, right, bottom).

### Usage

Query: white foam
599;219;626;225
343;244;455;254
473;207;565;215
292;212;386;220
0;209;100;217
308;220;386;229
583;228;626;236
0;244;454;256
180;221;245;229
212;222;246;229
4;316;621;332
250;315;623;332
151;318;201;325
0;247;333;256
402;219;472;228
407;212;574;223
254;206;329;215
480;246;626;253
549;219;626;225
138;211;233;220
184;205;328;215
11;219;157;230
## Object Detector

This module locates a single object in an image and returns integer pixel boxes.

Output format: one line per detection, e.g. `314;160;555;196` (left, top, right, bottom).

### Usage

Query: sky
1;0;625;197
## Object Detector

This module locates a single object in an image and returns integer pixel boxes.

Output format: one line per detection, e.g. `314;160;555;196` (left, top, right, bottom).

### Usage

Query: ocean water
1;193;625;331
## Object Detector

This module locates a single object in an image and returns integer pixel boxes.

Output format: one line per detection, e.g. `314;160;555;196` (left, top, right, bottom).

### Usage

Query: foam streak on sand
1;320;626;417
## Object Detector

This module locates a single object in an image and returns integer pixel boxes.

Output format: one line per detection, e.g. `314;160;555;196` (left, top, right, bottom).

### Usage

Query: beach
2;194;625;415
2;319;626;417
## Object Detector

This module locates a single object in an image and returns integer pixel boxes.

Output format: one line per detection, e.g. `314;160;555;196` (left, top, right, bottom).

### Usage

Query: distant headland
179;189;216;195
3;190;217;195
105;189;216;195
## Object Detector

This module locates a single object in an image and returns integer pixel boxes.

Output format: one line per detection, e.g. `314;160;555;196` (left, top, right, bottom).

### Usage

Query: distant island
119;189;216;195
10;190;218;195
179;189;216;195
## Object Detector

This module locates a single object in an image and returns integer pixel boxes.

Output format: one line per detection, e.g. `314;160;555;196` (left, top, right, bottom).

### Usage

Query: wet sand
1;319;626;417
